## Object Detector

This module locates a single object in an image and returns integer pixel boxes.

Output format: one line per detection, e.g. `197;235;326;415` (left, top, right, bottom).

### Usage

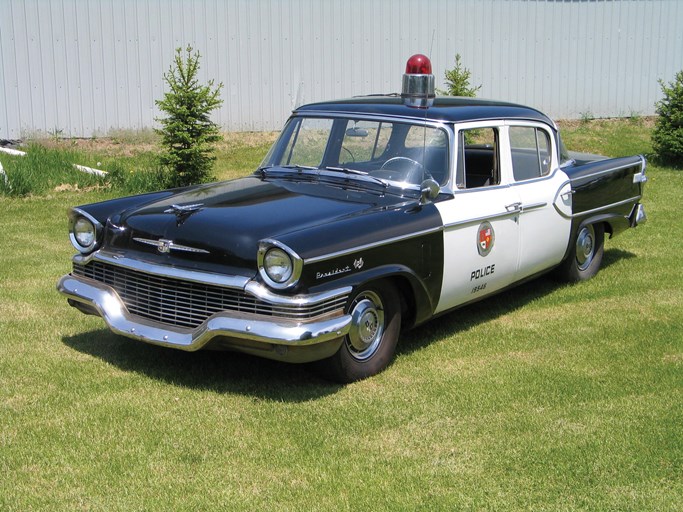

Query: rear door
507;122;572;279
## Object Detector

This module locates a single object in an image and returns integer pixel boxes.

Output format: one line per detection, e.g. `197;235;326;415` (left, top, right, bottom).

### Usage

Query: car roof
295;95;556;127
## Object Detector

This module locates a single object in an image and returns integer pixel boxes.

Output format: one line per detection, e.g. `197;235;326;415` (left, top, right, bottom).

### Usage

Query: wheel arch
325;264;435;330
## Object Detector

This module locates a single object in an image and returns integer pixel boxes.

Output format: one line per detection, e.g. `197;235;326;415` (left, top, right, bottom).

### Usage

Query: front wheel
314;280;401;383
556;223;605;282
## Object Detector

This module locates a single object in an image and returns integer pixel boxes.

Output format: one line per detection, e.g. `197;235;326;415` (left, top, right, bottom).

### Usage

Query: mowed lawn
1;120;681;511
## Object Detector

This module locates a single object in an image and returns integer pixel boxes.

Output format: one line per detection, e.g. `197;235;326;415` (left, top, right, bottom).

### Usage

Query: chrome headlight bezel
257;239;303;290
68;208;103;254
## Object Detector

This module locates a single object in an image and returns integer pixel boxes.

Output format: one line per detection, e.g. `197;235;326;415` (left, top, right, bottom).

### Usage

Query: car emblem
477;221;495;257
133;237;210;254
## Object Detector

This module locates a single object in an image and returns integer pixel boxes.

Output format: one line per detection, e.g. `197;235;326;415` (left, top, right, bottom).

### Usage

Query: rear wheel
557;223;604;282
314;280;401;383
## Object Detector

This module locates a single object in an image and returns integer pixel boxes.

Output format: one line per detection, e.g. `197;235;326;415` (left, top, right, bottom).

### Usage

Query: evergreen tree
156;46;223;187
439;54;481;98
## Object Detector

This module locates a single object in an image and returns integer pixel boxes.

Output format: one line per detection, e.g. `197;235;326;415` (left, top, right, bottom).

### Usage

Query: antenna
429;29;436;60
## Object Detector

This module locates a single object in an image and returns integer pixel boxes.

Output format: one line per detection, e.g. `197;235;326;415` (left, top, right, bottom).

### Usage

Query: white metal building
1;0;682;139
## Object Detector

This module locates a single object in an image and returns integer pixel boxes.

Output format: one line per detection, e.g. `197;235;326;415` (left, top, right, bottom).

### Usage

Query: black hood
105;176;400;273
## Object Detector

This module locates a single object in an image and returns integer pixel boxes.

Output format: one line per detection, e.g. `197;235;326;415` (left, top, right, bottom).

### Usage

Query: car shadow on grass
62;248;635;395
63;330;342;401
395;248;636;356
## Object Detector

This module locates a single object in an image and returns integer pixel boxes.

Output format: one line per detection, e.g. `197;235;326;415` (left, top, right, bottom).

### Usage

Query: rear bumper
630;202;647;227
57;274;350;362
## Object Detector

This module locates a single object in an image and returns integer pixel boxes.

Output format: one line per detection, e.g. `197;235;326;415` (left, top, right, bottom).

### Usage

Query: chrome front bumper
57;274;351;359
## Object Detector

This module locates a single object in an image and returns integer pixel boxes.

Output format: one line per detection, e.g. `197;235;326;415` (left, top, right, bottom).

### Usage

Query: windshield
261;117;450;187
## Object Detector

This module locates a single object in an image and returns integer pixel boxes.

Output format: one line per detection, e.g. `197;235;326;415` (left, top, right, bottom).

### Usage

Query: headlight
264;248;293;283
68;208;102;253
257;240;303;289
74;217;96;248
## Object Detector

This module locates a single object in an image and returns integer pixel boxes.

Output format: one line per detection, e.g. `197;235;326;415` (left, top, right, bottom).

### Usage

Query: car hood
104;176;397;274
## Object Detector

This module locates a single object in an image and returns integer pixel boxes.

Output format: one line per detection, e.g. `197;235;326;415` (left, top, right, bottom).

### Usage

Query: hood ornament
164;203;204;226
164;203;204;214
133;237;210;254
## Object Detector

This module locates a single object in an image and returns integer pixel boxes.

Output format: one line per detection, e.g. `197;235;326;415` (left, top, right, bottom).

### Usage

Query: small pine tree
155;46;223;187
652;70;683;166
439;53;481;98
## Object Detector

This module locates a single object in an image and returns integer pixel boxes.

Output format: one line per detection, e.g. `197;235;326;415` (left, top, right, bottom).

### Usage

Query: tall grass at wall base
0;144;169;197
0;144;106;196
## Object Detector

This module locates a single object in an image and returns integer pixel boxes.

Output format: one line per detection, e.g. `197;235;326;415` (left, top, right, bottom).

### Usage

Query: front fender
311;264;436;329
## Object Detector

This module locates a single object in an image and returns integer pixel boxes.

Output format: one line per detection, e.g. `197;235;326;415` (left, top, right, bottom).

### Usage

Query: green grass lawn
1;121;681;511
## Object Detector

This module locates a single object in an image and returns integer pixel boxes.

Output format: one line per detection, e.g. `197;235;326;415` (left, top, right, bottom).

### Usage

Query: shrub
652;70;683;166
155;46;223;187
439;54;481;98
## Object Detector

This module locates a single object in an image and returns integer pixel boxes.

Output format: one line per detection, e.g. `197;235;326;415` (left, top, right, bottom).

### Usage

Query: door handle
505;202;522;212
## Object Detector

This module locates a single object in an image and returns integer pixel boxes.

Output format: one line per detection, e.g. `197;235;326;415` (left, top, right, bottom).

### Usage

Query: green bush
155;46;223;187
439;54;481;98
652;70;683;166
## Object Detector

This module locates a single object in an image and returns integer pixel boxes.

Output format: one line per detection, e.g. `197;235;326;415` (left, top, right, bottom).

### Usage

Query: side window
509;126;552;181
457;127;500;189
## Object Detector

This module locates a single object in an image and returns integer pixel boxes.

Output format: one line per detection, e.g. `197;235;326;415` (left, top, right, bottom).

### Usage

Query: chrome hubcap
347;291;385;361
576;225;595;271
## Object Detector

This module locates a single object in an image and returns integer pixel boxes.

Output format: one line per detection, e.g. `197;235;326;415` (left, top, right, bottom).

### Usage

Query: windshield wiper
281;164;318;171
322;166;388;188
259;164;318;178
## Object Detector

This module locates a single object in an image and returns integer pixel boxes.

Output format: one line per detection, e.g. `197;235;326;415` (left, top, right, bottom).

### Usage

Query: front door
435;124;520;314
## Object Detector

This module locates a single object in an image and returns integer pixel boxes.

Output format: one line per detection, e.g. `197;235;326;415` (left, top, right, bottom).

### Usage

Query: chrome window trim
283;112;455;189
304;225;443;264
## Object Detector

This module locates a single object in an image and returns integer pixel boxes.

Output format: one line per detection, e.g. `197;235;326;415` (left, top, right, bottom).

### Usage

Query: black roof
295;95;555;127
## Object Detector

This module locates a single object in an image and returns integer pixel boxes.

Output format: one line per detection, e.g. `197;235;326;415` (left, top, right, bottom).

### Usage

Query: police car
58;55;647;382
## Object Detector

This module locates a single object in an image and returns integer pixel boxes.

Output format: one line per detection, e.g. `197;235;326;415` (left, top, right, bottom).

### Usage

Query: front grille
73;261;347;329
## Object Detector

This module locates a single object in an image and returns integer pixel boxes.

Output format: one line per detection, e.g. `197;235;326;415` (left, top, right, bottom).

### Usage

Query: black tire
313;280;401;383
557;223;605;282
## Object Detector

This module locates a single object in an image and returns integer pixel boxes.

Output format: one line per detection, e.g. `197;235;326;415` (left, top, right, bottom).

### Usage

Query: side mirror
419;178;440;205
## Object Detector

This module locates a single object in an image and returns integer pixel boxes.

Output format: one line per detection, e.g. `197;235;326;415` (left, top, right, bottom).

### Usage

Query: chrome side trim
571;195;642;218
73;251;251;289
304;226;443;264
521;202;547;212
443;210;518;231
570;160;642;181
57;275;351;350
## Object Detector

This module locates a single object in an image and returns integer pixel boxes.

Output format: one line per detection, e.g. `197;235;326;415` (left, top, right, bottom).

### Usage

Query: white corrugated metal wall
1;0;682;139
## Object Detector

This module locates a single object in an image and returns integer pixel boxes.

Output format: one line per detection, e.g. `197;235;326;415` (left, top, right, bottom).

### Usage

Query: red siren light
401;53;435;108
405;54;432;75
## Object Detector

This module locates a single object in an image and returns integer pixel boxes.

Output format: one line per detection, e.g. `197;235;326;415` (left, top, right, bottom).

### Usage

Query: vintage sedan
58;55;647;382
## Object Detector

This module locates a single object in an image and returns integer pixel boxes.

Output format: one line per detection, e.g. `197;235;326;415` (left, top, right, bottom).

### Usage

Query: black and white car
58;55;647;382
